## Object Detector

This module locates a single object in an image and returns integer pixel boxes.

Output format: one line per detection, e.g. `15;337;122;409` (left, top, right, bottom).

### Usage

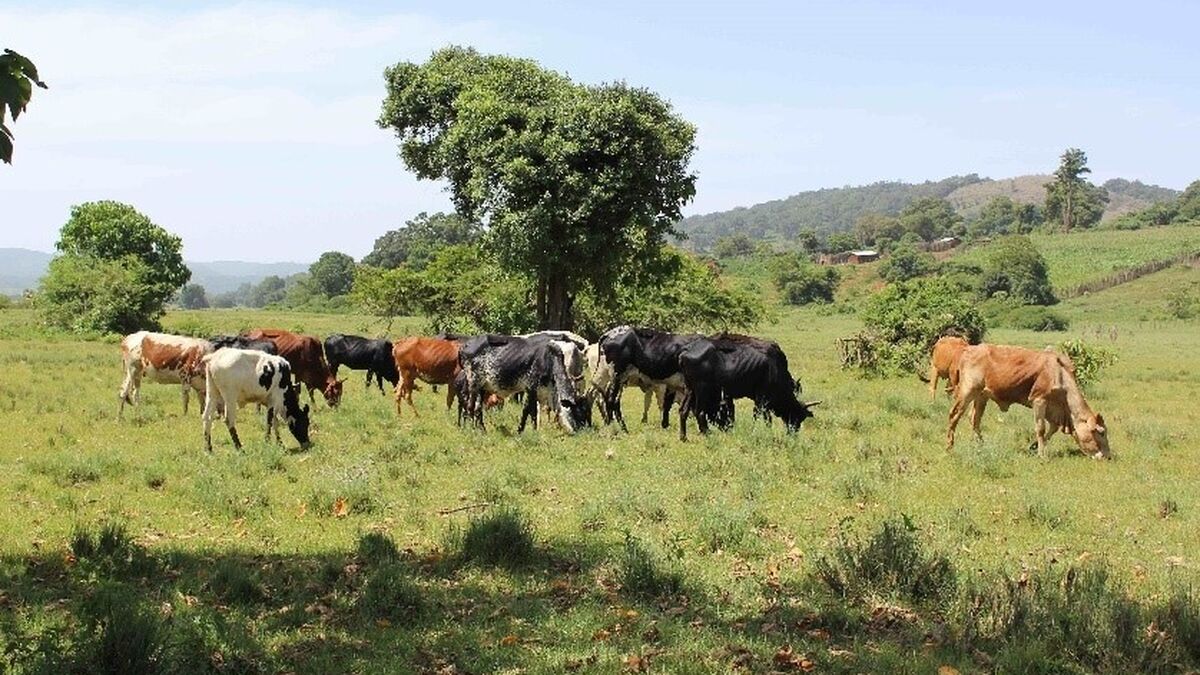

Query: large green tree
38;202;190;332
1;49;47;164
362;212;480;270
1044;148;1108;231
308;251;356;297
899;197;961;241
978;235;1056;305
178;283;209;309
377;47;697;329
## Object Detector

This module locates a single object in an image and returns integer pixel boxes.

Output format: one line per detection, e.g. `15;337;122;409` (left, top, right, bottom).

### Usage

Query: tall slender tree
1044;148;1108;232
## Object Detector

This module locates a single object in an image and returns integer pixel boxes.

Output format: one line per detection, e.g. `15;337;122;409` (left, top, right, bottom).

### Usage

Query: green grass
0;299;1198;672
954;226;1200;293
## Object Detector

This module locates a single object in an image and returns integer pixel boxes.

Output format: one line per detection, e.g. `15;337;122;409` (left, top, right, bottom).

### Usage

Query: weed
617;534;684;601
162;608;270;674
77;582;163;674
308;461;380;516
358;563;424;624
814;515;956;605
1025;499;1069;530
457;506;536;568
357;531;399;564
1158;498;1179;519
70;522;157;580
206;559;266;605
694;502;758;553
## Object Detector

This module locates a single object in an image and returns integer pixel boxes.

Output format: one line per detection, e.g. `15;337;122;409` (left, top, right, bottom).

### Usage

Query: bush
1058;339;1117;386
857;276;986;375
77;582;163;674
814;515;956;605
616;534;684;600
163;609;270;674
978;235;1056;305
458;506;536;568
70;522;157;580
982;301;1070;331
771;253;840;305
1166;281;1200;319
36;255;168;333
357;531;399;565
879;244;937;283
206;559;266;605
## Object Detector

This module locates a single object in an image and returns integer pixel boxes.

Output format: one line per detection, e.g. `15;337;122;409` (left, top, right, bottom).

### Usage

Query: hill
0;248;309;296
679;174;1180;250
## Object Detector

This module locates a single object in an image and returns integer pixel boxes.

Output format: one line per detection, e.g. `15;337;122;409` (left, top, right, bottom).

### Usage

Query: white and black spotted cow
202;348;311;451
459;335;585;433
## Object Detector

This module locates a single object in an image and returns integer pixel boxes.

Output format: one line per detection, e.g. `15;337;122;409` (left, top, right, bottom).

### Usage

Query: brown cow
947;344;1110;459
926;335;969;399
243;329;343;407
119;331;212;418
391;337;460;415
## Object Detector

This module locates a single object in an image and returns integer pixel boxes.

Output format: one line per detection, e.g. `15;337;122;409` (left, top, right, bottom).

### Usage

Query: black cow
677;334;819;440
323;333;399;394
597;326;702;431
209;335;278;354
460;334;586;433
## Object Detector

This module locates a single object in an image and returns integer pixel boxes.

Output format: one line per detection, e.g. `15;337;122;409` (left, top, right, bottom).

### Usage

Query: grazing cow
924;335;969;399
460;335;586;433
201;348;311;451
209;335;278;354
391;337;461;415
243;329;343;407
584;343;665;423
677;334;817;440
947;344;1110;459
324;333;399;394
118;331;212;418
598;326;702;430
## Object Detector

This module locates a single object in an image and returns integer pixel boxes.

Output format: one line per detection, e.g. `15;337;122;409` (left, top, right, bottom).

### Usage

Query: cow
209;335;278;354
201;348;311;451
118;331;212;418
324;333;399;394
946;344;1110;459
924;335;969;399
598;326;703;431
677;334;817;441
584;342;665;424
460;335;585;433
242;329;343;407
451;368;504;426
391;336;461;415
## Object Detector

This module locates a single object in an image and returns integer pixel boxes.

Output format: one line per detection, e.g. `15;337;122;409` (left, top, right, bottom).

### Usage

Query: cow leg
661;390;676;429
266;407;275;443
365;369;373;390
678;390;690;441
928;365;940;400
608;383;628;432
518;392;538;433
446;380;456;411
946;394;973;449
225;405;242;450
970;398;987;440
202;387;218;452
1032;399;1050;458
641;388;653;424
118;366;141;419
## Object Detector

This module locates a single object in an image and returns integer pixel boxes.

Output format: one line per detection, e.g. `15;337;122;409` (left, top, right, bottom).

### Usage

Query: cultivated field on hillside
1;288;1198;672
955;226;1200;293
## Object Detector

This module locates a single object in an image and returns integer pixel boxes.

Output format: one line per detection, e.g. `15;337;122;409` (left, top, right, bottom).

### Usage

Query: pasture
1;273;1199;672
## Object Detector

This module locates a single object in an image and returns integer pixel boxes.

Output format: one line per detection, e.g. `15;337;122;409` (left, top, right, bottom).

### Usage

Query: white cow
584;343;665;424
202;349;311;451
118;331;212;418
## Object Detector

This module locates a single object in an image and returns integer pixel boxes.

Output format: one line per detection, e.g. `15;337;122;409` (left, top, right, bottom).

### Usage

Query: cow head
783;399;820;432
282;384;312;450
545;341;582;434
599;325;636;368
1074;413;1110;459
323;377;345;407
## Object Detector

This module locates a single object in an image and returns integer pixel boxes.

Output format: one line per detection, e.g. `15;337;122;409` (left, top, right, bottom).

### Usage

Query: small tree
859;276;986;375
712;233;756;259
978;235;1056;305
247;276;287;308
1044;148;1108;231
178;283;209;309
362;212;481;270
1;49;48;164
308;251;356;297
771;253;839;305
854;213;904;248
825;232;858;253
38;201;190;332
796;229;820;254
880;244;937;283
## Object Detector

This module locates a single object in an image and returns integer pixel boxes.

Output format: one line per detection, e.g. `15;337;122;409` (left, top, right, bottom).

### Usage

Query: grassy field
953;226;1200;293
1;276;1199;672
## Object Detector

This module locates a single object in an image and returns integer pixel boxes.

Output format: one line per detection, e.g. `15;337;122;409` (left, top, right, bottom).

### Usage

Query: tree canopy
899;197;961;241
978;235;1056;305
377;46;697;329
308;251;356;297
178;283;209;310
1;48;48;164
1044;148;1108;231
361;212;481;270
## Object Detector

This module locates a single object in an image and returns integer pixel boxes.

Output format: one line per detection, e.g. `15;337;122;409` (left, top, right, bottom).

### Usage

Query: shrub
358;564;424;624
357;531;399;565
1058;339;1117;386
879;244;937;283
814;515;956;605
858;276;986;375
978;235;1056;305
617;534;684;600
70;522;156;580
771;252;840;305
458;506;536;568
77;582;163;674
983;301;1070;331
163;609;270;674
1166;281;1200;319
206;559;266;605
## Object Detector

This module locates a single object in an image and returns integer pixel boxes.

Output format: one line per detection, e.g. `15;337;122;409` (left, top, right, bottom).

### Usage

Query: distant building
926;236;961;253
847;249;880;264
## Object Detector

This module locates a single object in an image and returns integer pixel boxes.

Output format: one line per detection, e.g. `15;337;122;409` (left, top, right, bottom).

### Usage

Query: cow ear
1094;414;1106;432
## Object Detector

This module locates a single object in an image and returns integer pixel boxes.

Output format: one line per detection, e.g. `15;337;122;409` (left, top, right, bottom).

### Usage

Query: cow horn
803;400;823;407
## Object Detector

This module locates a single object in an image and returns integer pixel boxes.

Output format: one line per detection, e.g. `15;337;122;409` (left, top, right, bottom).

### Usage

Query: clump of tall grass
358;564;424;624
616;534;684;601
814;515;956;605
455;506;536;568
70;522;156;580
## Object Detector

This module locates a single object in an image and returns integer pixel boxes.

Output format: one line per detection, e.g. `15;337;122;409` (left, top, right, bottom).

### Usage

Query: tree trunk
535;276;548;329
543;274;574;330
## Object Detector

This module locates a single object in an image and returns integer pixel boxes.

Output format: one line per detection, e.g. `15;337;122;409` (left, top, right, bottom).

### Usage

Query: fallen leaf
296;501;307;517
333;497;349;518
592;629;611;642
938;666;961;675
499;634;519;647
375;618;392;627
623;653;646;672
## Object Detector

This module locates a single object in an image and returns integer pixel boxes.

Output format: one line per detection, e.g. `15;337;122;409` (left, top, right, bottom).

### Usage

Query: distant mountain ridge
678;174;1181;251
0;249;309;295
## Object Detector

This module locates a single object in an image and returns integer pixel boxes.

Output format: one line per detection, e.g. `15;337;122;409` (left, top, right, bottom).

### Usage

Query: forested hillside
679;174;1180;251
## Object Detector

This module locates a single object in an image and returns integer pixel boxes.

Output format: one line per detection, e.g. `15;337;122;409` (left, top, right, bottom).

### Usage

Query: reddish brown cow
391;337;460;415
243;329;343;407
119;331;213;418
925;335;969;399
947;344;1110;459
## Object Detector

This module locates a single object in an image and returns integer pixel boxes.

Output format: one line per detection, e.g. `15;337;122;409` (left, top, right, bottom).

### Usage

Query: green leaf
0;126;13;164
3;49;46;88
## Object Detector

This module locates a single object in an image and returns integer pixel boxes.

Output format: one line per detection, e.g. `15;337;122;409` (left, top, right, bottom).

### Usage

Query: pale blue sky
3;1;1197;261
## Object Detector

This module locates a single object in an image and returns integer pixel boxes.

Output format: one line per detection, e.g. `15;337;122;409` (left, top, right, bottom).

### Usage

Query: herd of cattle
115;327;1111;459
